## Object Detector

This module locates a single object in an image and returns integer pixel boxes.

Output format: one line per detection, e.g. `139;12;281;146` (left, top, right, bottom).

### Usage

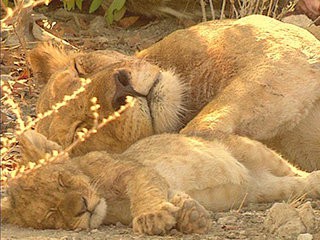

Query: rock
297;202;317;232
264;202;318;238
264;202;305;237
282;14;313;28
297;233;313;240
90;228;99;233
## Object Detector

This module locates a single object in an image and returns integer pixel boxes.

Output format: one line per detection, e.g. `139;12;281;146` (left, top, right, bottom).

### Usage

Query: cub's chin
89;198;107;229
148;70;186;133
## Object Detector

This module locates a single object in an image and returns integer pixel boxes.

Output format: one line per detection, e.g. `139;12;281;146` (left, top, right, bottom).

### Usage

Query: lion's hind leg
264;99;320;172
223;135;308;177
249;170;320;203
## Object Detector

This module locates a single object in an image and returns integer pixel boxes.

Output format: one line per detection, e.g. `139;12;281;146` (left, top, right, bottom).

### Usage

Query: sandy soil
2;201;320;240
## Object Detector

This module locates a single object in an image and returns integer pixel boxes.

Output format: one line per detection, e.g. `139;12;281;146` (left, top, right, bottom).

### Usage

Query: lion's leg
264;99;320;172
81;155;179;235
181;105;307;177
182;129;307;177
129;175;212;235
125;167;179;235
180;101;305;176
222;135;308;177
115;162;212;235
181;70;320;173
187;171;320;211
249;171;320;203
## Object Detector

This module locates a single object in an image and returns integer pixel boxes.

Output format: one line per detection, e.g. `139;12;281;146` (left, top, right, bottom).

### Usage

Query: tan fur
137;15;320;171
9;16;318;234
31;44;184;156
2;131;211;235
2;131;320;234
29;16;320;171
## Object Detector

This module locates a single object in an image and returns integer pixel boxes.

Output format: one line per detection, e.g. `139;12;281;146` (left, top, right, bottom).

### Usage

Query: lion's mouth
89;198;107;229
112;69;162;112
146;72;162;105
146;72;162;125
144;70;185;133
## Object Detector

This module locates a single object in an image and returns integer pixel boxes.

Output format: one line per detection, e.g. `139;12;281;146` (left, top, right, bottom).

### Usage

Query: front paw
171;192;211;234
132;202;178;235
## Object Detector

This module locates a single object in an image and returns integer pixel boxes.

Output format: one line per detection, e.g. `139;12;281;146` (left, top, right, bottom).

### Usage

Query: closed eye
74;59;85;77
75;197;88;217
45;208;57;220
82;197;88;210
58;174;66;188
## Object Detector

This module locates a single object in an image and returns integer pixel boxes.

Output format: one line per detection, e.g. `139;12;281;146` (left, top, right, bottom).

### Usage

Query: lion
28;15;320;171
2;130;320;234
2;131;211;235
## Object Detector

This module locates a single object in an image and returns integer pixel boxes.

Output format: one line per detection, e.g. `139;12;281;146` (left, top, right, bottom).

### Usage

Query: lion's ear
19;130;63;165
28;43;71;85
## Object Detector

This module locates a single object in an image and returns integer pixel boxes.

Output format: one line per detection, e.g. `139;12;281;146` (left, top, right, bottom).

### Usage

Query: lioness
2;130;320;234
29;15;320;170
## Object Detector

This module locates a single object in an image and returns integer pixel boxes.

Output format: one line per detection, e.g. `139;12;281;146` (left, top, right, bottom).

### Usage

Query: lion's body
3;15;320;235
137;15;320;171
30;15;320;170
3;131;320;233
124;134;320;211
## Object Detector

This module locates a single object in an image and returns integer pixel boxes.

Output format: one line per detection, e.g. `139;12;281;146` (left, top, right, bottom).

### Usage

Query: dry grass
200;0;298;19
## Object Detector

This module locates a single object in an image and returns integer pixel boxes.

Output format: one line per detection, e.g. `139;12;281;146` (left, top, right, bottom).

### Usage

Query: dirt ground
1;201;320;240
1;5;320;240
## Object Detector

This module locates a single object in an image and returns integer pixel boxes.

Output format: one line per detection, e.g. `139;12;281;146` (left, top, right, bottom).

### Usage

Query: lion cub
2;131;320;234
2;131;211;235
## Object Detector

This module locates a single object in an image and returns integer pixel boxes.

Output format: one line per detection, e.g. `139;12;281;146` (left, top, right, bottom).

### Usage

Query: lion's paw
306;171;320;198
132;202;178;235
171;192;211;234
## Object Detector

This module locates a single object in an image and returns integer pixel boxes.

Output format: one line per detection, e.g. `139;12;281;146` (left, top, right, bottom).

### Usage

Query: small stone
297;202;317;232
116;221;125;227
297;233;313;240
59;237;74;240
90;228;99;233
217;216;238;225
169;228;181;236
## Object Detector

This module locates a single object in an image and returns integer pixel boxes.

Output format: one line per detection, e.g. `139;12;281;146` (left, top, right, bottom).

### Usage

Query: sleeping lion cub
2;130;320;234
29;15;320;171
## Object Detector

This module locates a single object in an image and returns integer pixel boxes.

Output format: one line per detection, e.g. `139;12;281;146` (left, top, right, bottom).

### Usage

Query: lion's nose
112;69;145;110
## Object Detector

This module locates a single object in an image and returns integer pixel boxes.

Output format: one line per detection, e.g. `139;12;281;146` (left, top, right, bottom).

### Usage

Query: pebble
217;216;238;225
115;221;125;227
297;233;313;240
90;228;99;233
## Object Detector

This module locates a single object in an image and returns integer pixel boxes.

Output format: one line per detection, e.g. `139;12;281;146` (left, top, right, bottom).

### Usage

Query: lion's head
1;161;107;230
1;131;107;230
29;44;185;156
